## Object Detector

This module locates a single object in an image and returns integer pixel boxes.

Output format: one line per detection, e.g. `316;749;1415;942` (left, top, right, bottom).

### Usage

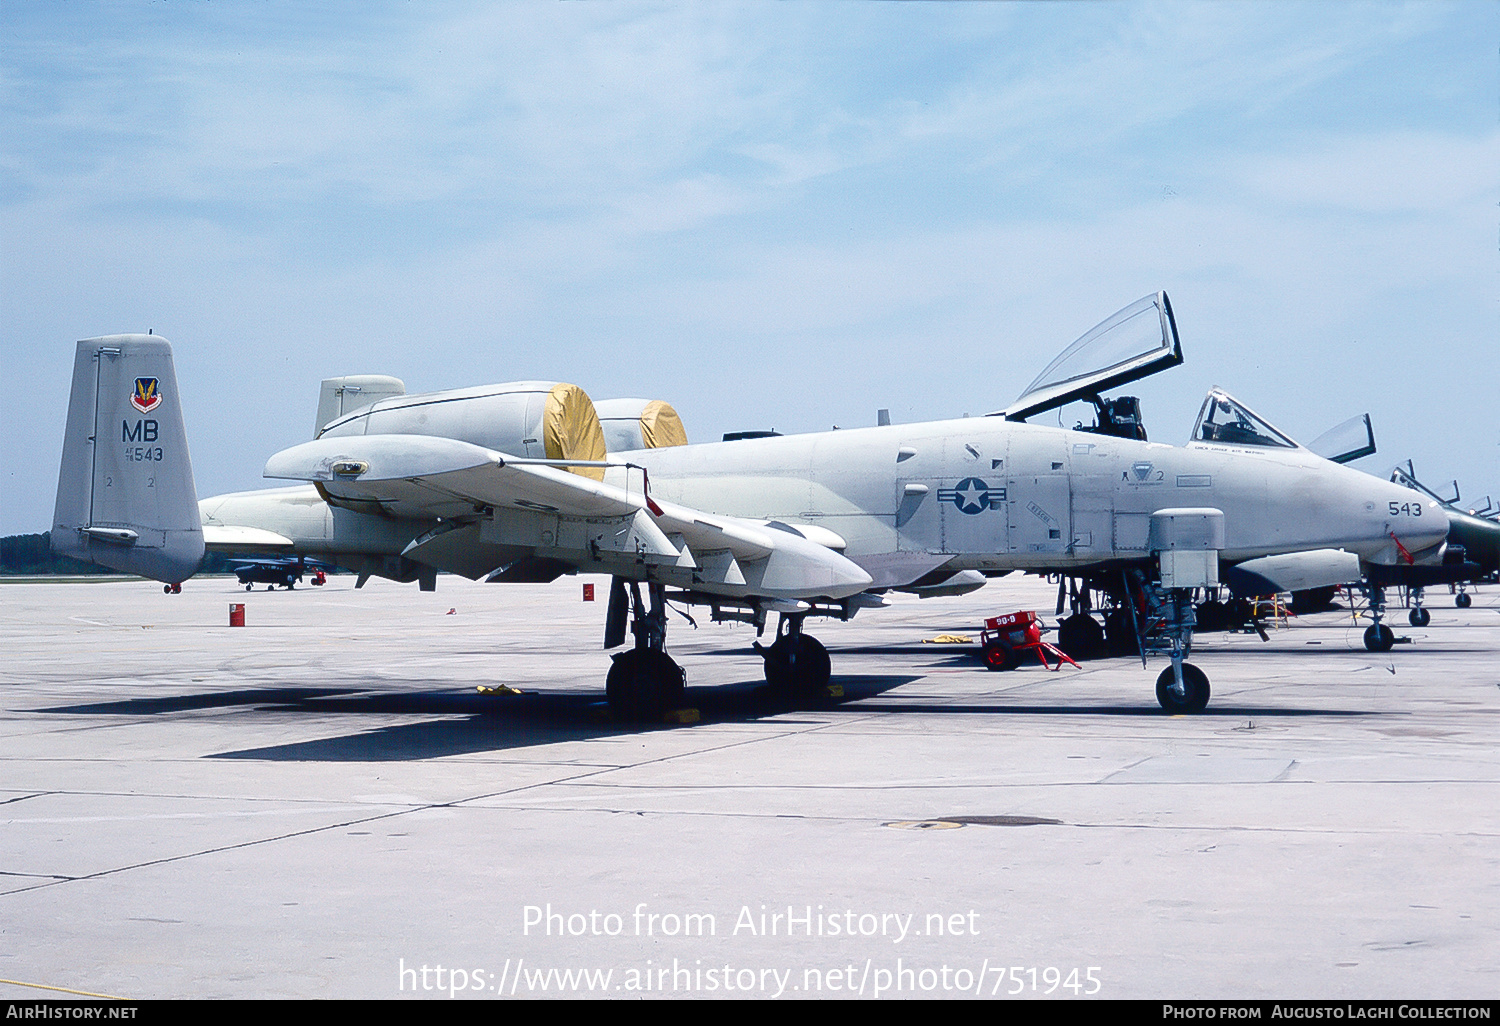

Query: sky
3;1;1498;535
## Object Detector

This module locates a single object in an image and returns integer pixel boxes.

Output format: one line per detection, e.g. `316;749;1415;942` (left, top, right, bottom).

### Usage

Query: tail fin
51;335;204;583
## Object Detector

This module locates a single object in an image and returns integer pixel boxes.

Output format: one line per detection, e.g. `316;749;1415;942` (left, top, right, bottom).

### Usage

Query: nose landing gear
1360;583;1396;652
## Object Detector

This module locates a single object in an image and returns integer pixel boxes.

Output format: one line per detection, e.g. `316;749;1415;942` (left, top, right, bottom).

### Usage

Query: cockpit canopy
1000;291;1182;423
1307;413;1377;465
1190;389;1299;450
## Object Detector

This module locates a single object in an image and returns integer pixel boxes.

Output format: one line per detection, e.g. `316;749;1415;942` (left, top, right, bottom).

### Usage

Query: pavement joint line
0;978;128;1001
0;788;434;805
438;707;913;810
0;749;810;896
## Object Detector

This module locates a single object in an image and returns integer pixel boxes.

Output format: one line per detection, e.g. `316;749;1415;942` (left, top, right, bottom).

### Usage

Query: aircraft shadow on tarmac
37;669;1377;762
38;675;918;760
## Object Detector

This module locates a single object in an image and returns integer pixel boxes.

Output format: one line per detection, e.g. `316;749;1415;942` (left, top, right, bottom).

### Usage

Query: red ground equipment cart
979;610;1081;672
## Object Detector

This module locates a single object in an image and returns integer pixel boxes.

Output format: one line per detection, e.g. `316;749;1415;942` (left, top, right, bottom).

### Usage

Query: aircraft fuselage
200;415;1446;592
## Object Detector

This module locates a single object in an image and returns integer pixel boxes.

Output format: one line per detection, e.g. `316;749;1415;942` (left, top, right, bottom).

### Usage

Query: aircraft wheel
266;585;275;591
1363;624;1395;652
763;635;832;700
1103;609;1138;656
1409;607;1430;628
1056;613;1105;660
245;583;253;591
606;649;685;721
163;584;172;594
1155;663;1210;714
1456;593;1472;609
980;640;1015;671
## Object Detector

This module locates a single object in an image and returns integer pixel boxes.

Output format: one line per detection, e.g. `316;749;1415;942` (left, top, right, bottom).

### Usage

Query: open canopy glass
1000;292;1182;423
1307;413;1377;465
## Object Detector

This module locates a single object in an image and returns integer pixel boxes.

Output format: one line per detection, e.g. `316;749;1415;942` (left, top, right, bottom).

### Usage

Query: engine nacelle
317;381;606;478
594;398;689;452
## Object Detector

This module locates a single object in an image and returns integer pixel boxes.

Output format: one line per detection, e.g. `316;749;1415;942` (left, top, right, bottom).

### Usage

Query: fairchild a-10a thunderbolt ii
51;293;1448;718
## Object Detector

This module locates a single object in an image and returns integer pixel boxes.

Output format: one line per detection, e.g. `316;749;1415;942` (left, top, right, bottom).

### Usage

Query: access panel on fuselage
894;433;1008;556
1005;431;1071;559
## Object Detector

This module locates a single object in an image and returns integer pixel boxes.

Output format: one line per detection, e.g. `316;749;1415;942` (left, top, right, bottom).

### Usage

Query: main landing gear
600;577;838;721
604;579;685;721
757;613;831;705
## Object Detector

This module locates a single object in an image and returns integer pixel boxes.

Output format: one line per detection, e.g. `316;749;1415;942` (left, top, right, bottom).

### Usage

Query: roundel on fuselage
543;383;607;481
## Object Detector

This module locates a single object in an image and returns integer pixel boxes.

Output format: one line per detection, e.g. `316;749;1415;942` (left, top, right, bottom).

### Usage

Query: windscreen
1191;389;1298;449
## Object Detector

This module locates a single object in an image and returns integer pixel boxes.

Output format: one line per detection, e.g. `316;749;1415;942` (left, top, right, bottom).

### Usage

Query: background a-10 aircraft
53;292;1457;720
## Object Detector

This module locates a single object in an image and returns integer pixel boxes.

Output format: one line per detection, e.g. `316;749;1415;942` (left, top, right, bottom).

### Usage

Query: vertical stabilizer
51;336;204;583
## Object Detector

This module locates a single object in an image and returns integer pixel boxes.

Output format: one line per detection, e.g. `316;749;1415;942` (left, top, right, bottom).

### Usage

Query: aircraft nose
1376;480;1448;561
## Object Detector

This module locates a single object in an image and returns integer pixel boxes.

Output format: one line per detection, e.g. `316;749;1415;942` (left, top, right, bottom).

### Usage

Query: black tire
764;635;833;700
1056;613;1106;660
606;649;685;721
245;583;253;592
1409;607;1430;627
163;584;172;594
980;640;1015;672
1456;593;1472;609
1363;624;1395;652
1156;663;1210;714
1103;608;1139;656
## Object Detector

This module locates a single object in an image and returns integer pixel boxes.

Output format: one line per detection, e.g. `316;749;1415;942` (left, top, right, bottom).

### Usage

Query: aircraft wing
264;434;873;601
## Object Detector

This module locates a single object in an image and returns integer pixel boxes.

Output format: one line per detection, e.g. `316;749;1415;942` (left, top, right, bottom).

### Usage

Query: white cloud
1235;130;1500;214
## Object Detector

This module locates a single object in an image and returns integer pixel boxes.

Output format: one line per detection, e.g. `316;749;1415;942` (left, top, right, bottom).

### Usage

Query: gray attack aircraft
51;294;1449;719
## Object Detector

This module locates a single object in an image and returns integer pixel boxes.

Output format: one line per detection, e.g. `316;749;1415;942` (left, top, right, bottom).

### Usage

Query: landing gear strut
604;579;685;721
1152;582;1210;714
1407;587;1430;628
1360;583;1395;652
758;613;831;705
